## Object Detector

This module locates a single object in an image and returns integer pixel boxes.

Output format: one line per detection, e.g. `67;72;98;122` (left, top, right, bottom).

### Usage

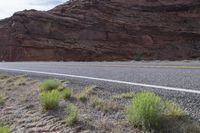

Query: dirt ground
0;74;199;133
0;74;140;133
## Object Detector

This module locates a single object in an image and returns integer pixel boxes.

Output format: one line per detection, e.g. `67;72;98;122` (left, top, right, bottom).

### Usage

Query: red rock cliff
0;0;200;61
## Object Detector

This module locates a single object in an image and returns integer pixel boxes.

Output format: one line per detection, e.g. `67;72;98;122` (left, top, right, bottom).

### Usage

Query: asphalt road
0;61;200;120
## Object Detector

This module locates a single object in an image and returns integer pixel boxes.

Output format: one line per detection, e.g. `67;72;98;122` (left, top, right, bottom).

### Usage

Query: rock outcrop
0;0;200;61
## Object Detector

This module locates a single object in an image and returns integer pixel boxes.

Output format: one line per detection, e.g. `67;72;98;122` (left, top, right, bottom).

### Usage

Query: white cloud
0;0;66;19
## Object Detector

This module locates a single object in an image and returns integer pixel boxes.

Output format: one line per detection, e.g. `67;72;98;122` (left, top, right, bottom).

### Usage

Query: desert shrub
62;87;72;99
40;79;60;91
65;103;79;126
0;127;10;133
126;91;186;131
39;90;61;111
75;85;95;102
134;50;143;61
126;92;163;129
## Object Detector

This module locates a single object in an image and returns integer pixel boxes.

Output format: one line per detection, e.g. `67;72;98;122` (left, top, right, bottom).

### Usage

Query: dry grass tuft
0;74;9;80
112;92;135;100
90;96;118;112
15;76;27;86
0;92;5;106
75;85;96;102
62;87;72;99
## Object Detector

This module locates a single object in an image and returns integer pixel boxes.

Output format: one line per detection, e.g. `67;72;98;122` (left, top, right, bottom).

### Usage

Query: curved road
0;61;200;120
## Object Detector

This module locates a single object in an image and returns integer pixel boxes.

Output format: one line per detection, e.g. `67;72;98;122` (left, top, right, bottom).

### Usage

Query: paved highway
0;61;200;120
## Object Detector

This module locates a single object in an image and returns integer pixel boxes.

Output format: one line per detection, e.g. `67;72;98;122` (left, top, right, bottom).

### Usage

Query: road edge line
0;67;200;94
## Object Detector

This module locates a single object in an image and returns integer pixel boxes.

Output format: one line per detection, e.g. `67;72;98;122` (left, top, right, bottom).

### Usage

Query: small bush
75;85;95;102
0;127;10;133
126;91;186;131
126;92;163;129
65;103;79;126
39;90;61;111
134;51;143;61
40;79;60;91
62;87;72;99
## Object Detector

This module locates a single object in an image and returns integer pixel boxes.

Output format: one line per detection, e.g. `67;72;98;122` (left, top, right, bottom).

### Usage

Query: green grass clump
75;85;95;102
62;87;72;99
39;90;61;111
126;91;186;131
0;122;10;133
112;92;135;100
126;92;163;129
40;79;60;91
65;103;79;126
0;127;10;133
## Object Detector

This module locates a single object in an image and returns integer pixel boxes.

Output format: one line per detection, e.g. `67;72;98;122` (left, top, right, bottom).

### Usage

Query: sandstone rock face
0;0;200;61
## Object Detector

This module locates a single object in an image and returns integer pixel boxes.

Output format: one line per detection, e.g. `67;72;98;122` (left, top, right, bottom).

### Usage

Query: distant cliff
0;0;200;61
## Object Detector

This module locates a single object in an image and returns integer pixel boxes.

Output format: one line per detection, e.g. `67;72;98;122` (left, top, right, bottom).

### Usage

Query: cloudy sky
0;0;67;19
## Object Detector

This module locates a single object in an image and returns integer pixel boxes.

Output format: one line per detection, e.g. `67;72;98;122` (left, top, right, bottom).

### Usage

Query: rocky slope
0;0;200;61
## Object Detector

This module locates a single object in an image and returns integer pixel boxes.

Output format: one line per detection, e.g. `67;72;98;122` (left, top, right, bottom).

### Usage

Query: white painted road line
0;67;200;94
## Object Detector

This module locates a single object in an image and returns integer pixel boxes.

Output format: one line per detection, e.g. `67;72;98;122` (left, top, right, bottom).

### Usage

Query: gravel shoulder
0;73;199;133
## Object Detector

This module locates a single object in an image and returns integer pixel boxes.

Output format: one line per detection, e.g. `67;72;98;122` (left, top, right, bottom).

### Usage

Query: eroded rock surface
0;0;200;61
